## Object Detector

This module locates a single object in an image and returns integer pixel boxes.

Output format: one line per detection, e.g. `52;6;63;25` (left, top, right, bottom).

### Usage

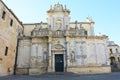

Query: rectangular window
5;47;8;56
10;19;13;26
2;11;6;20
84;31;88;35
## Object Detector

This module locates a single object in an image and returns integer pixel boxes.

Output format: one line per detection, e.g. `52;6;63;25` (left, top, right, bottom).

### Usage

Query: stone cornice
18;36;48;40
18;35;108;40
47;10;70;14
70;22;95;24
23;22;94;26
23;23;48;25
85;36;108;39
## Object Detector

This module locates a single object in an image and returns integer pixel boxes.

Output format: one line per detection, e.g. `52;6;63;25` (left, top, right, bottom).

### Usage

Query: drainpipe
14;38;19;75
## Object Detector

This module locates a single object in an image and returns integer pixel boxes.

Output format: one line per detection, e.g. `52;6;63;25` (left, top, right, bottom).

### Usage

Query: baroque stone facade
16;3;111;75
0;0;23;76
108;41;120;71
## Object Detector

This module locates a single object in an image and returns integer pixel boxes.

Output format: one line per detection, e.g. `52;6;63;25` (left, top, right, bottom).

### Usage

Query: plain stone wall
67;66;111;74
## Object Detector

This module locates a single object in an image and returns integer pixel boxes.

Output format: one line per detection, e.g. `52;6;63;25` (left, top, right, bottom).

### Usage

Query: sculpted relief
52;44;65;50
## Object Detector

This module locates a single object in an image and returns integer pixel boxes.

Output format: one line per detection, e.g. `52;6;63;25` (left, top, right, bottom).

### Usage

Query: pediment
52;44;65;50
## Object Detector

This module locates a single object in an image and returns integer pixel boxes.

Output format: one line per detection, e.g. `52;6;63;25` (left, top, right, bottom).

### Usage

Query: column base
48;67;53;72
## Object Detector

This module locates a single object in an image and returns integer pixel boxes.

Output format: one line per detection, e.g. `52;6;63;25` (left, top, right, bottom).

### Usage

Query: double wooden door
55;54;64;72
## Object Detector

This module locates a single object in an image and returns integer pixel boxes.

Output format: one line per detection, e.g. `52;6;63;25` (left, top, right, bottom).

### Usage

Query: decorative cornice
70;22;95;24
18;35;108;40
23;22;94;26
23;23;48;25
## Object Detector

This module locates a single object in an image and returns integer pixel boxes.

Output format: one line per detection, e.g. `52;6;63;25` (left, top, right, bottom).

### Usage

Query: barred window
2;11;6;20
5;47;8;56
10;19;13;26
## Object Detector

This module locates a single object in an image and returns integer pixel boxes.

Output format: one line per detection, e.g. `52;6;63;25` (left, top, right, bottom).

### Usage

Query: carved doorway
55;54;64;72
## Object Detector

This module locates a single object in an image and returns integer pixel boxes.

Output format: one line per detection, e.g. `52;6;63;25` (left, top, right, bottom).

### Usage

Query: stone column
90;23;95;36
48;37;52;72
80;42;84;65
30;43;35;68
66;36;69;71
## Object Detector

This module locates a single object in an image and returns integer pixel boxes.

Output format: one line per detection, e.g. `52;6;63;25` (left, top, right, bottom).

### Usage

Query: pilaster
66;36;69;71
48;37;52;72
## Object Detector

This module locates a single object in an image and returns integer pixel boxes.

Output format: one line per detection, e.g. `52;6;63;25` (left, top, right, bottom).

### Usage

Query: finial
75;21;78;29
50;5;52;10
86;16;93;22
40;21;43;24
75;20;77;24
65;5;66;10
80;24;82;29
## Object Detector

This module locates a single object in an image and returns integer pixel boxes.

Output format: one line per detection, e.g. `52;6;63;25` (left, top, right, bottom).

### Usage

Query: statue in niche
30;56;37;67
70;51;75;62
56;19;62;30
43;51;48;63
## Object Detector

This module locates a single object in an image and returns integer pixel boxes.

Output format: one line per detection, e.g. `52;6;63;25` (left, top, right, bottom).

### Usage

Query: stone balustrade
31;30;86;37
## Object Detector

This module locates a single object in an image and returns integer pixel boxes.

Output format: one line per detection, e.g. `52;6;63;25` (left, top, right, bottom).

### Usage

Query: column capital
48;41;52;44
65;41;69;44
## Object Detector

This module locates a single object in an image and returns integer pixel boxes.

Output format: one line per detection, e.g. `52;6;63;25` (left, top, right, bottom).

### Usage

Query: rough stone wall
0;1;23;76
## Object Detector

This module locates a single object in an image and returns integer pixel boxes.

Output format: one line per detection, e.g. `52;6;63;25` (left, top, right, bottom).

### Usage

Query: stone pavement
0;72;120;80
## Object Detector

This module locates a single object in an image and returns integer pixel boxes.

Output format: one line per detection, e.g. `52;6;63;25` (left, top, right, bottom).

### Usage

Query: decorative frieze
31;29;88;37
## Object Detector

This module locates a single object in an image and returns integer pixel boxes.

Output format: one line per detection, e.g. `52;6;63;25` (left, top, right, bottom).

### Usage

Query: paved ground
0;72;120;80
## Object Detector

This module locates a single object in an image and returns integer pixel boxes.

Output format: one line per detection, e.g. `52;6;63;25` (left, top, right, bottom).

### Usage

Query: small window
84;31;88;35
10;19;13;26
110;49;113;53
2;11;6;20
116;48;118;53
5;47;8;56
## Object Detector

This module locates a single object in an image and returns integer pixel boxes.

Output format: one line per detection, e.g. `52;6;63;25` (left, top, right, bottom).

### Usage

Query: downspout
14;38;19;75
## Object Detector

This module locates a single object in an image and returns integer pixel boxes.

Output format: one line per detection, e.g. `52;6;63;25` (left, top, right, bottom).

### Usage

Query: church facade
16;3;111;75
108;41;120;71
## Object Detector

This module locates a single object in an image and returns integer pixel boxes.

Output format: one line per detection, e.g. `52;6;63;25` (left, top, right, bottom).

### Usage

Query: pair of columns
48;37;69;72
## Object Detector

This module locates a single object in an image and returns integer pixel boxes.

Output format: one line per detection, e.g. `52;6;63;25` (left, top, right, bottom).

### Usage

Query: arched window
110;57;115;65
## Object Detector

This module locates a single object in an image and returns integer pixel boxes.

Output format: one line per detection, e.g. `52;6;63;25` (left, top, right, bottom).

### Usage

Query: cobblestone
0;72;120;80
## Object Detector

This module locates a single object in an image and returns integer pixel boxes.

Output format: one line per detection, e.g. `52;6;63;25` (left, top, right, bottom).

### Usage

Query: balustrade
31;30;85;37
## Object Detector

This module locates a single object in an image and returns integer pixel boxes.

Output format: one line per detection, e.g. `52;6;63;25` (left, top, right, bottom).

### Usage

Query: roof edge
0;0;24;28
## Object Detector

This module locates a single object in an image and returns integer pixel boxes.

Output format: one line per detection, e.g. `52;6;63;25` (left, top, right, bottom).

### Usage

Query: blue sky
3;0;120;45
